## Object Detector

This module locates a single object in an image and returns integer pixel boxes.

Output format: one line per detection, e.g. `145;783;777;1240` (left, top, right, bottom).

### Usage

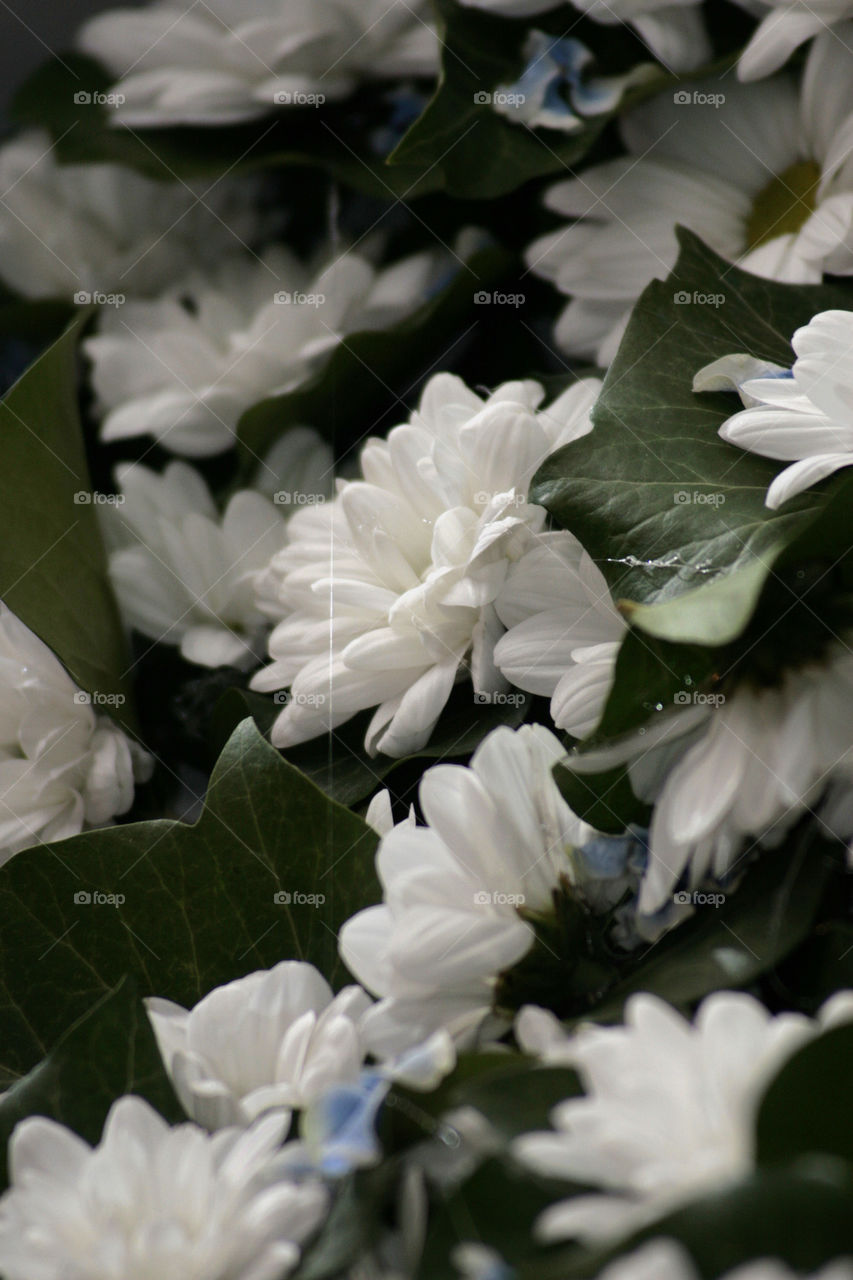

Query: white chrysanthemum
0;1096;327;1280
78;0;437;127
598;1240;853;1280
493;531;625;739
513;990;853;1243
528;36;853;362
102;461;287;669
571;643;853;913
339;724;597;1055
251;372;600;756
0;130;255;301
84;246;442;457
695;309;853;508
457;0;710;71
146;961;372;1131
736;0;853;80
0;604;150;860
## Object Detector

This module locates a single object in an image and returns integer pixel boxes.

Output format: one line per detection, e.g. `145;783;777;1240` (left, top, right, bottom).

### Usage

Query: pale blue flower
493;31;655;132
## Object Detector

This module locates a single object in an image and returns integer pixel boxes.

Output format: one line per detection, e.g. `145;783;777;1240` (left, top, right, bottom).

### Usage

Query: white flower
102;461;286;669
457;0;710;70
513;990;853;1244
0;130;256;301
572;642;853;913
251;372;600;756
84;245;445;457
0;1095;327;1280
146;961;373;1131
736;0;853;80
493;531;625;739
77;0;438;127
0;604;150;861
339;723;596;1055
695;309;853;508
527;36;853;362
598;1241;853;1280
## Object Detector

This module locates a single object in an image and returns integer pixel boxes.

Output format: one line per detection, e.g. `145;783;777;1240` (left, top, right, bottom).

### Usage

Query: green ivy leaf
532;232;853;745
0;313;134;723
0;719;378;1084
531;231;851;614
390;0;671;198
0;977;181;1188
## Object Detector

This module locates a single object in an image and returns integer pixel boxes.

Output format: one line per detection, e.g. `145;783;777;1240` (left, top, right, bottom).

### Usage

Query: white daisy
339;723;601;1056
0;1096;328;1280
571;642;853;914
736;0;853;80
77;0;438;127
457;0;710;71
250;372;600;756
599;1241;853;1280
513;989;853;1243
146;961;372;1131
0;604;151;861
0;130;256;301
694;308;853;508
527;35;853;362
102;461;286;669
493;530;626;739
84;245;443;457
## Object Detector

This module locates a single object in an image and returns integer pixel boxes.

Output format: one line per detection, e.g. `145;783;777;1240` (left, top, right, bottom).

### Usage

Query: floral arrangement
0;1;852;1277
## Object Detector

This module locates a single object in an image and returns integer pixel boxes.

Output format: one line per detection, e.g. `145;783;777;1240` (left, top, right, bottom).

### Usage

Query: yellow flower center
745;160;821;251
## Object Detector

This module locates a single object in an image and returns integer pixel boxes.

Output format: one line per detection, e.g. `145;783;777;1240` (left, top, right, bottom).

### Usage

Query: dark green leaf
0;976;181;1188
391;0;671;198
389;1054;580;1147
574;832;838;1025
0;313;133;723
756;1023;853;1169
532;231;851;615
554;760;651;834
419;1157;569;1280
526;1160;853;1280
0;719;378;1083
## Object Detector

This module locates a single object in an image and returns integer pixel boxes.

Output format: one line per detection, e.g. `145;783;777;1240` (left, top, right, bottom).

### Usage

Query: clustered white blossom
527;34;853;362
0;1096;328;1280
340;723;596;1053
695;308;853;508
145;960;373;1130
77;0;438;126
251;372;601;756
84;245;449;457
514;990;853;1241
0;605;150;860
0;130;257;301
